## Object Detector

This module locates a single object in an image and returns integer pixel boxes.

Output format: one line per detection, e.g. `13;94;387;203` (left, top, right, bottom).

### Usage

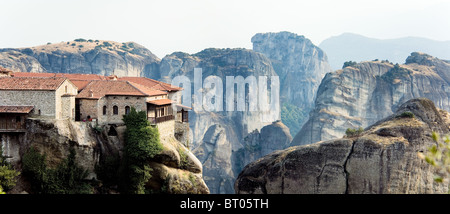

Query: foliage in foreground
418;132;450;183
0;147;20;193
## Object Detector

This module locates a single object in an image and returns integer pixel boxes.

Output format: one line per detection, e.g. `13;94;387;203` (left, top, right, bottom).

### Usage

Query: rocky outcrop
159;48;280;193
233;121;292;177
0;40;160;77
252;32;332;126
293;52;450;146
3;118;208;194
235;98;450;194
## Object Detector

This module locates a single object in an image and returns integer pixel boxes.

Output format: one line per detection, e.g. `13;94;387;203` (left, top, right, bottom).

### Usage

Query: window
103;106;107;115
125;106;130;115
65;85;68;93
113;106;118;115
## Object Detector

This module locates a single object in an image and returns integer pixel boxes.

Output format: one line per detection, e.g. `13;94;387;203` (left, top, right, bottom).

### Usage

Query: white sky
1;0;449;58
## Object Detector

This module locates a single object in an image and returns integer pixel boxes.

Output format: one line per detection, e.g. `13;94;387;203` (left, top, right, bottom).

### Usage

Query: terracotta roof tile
0;77;67;91
119;77;182;91
76;80;145;99
0;106;34;113
128;82;168;96
147;99;174;106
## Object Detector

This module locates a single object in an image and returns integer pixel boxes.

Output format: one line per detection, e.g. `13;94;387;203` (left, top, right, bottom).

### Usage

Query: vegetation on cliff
21;147;92;194
0;148;20;193
120;107;163;194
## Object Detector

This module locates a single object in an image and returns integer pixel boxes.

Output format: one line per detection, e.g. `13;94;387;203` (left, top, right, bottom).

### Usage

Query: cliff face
252;32;332;122
235;98;450;194
293;52;450;146
0;40;160;77
2;118;208;194
159;48;284;193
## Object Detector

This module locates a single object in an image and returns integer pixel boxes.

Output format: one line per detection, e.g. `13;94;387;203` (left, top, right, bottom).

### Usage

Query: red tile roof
0;106;34;114
12;72;107;81
147;99;174;106
70;80;92;91
119;76;182;92
128;82;168;96
0;77;67;91
76;80;167;99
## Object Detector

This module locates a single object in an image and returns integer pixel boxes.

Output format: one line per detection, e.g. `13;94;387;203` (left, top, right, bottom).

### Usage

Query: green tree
120;107;163;194
22;147;92;194
418;132;450;183
345;127;364;137
0;147;20;192
342;61;357;69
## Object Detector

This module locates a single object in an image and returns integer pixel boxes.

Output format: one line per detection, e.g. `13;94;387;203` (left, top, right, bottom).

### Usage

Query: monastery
0;67;190;138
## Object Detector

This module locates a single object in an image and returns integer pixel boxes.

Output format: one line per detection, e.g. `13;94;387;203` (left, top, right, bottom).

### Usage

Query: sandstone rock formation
2;118;208;194
252;32;332;112
293;52;450;146
0;40;160;77
233;121;292;178
158;48;281;193
235;98;450;194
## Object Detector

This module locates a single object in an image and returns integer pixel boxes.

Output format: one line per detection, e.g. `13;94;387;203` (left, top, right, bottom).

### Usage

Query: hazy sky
1;0;449;58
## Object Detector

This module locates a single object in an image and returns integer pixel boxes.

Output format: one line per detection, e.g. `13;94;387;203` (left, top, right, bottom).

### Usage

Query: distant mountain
320;33;450;70
0;39;160;77
292;52;450;146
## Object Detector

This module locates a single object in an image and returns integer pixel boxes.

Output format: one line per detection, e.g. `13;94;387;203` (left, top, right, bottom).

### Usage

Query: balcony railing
148;115;175;125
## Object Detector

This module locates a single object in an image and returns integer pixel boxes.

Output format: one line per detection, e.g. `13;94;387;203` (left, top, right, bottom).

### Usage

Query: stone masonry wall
0;90;56;118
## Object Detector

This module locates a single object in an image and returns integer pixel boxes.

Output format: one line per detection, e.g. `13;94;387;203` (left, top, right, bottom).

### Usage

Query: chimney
89;90;94;98
0;67;13;77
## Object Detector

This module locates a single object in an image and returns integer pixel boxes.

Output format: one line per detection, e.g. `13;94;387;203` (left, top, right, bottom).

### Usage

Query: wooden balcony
0;115;27;132
148;115;175;125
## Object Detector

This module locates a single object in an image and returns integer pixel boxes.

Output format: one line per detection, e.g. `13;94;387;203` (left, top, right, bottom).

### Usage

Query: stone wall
79;99;99;122
61;95;75;120
0;90;56;118
102;95;147;125
157;120;175;139
174;121;190;147
54;80;77;119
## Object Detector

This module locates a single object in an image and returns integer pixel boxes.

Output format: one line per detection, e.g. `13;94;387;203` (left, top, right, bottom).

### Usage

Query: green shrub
103;41;112;47
0;147;20;192
22;147;92;194
95;154;120;188
74;38;87;42
178;148;188;169
397;111;415;118
345;127;364;137
343;61;357;69
418;132;450;183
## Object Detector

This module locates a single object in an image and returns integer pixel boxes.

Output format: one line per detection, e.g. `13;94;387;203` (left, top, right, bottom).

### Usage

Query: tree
121;107;163;194
0;147;20;193
342;61;357;69
22;147;92;194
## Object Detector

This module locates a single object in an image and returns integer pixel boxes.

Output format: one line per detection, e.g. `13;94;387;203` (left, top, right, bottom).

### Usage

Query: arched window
125;106;131;115
113;106;118;115
103;106;107;115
